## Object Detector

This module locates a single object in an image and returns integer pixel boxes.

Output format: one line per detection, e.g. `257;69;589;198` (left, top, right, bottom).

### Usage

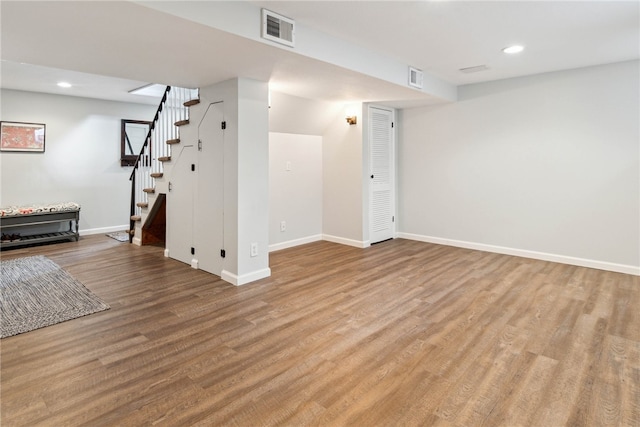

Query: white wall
269;132;323;251
323;103;366;247
268;95;368;250
268;91;342;136
268;91;350;251
399;61;640;274
0;89;156;234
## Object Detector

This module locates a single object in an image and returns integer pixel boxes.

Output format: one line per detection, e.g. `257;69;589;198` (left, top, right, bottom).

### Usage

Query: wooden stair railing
128;86;199;243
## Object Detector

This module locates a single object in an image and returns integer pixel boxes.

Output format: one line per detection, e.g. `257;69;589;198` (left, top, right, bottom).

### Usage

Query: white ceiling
254;0;640;86
1;1;638;108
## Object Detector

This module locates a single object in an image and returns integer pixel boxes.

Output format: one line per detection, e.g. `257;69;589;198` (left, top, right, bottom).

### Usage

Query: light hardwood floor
1;235;639;426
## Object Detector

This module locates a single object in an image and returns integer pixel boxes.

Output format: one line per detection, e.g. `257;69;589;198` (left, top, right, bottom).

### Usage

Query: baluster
166;94;170;154
144;150;149;196
161;102;166;159
178;87;182;121
165;90;173;139
136;167;142;216
166;90;170;141
134;167;137;217
155;127;159;173
182;87;187;121
185;87;189;120
178;87;182;122
177;87;181;122
142;149;146;200
172;89;176;140
178;88;181;131
151;133;156;175
157;105;162;160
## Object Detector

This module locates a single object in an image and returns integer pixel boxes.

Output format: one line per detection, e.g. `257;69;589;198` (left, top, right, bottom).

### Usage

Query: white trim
222;268;272;286
397;232;640;276
191;259;199;269
163;248;170;257
322;234;370;249
132;237;142;246
81;224;129;236
269;234;323;252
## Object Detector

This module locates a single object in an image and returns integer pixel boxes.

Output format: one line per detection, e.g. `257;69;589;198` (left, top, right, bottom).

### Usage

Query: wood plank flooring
1;235;638;426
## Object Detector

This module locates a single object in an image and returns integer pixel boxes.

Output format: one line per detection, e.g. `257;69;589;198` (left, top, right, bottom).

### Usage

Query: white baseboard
397;232;640;276
81;224;129;236
322;234;370;248
269;234;370;252
222;268;271;286
269;234;323;252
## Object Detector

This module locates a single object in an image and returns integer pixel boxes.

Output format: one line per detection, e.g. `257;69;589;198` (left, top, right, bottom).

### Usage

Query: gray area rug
106;231;129;242
0;255;109;338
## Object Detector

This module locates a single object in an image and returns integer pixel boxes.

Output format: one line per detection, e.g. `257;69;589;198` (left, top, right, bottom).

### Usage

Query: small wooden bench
1;202;80;249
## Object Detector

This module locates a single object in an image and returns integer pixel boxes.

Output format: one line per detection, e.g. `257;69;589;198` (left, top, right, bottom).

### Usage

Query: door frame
366;104;396;245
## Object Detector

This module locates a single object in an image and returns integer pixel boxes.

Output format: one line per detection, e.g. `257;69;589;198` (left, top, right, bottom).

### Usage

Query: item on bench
0;202;81;217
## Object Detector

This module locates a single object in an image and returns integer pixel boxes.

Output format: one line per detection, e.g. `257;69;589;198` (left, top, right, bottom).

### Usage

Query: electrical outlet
280;221;286;232
250;242;258;257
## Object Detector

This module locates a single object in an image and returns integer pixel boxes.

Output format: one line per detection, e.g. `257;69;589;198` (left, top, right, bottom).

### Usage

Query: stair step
184;99;200;107
175;119;189;127
137;202;149;208
150;172;163;178
131;215;141;221
166;138;180;145
158;156;171;162
142;188;155;194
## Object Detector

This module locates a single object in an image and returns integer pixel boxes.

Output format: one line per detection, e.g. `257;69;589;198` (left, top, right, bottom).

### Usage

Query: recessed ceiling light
502;45;524;54
57;82;72;88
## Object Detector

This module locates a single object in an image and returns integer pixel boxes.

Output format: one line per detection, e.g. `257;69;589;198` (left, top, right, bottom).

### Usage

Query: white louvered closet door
369;106;395;244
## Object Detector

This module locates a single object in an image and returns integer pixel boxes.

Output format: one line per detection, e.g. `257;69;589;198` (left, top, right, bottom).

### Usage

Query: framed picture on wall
121;119;151;166
0;121;46;152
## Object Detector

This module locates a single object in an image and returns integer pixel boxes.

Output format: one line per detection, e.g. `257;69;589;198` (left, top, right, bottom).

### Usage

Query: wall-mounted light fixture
345;106;358;125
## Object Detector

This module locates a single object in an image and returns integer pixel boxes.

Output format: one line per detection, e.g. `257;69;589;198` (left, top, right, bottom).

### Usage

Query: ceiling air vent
262;9;295;48
459;65;489;74
408;67;423;89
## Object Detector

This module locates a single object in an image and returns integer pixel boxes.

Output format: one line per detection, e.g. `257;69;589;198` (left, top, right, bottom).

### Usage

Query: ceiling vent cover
408;67;423;89
459;65;489;74
262;9;295;47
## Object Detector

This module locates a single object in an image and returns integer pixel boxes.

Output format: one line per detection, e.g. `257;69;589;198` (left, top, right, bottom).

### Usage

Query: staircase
129;86;200;245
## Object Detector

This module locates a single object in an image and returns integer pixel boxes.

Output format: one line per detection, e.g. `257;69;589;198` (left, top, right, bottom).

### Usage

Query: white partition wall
269;132;323;251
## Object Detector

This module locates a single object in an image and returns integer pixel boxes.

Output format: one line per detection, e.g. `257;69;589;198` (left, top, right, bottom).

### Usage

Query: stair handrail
129;86;171;181
128;85;171;242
